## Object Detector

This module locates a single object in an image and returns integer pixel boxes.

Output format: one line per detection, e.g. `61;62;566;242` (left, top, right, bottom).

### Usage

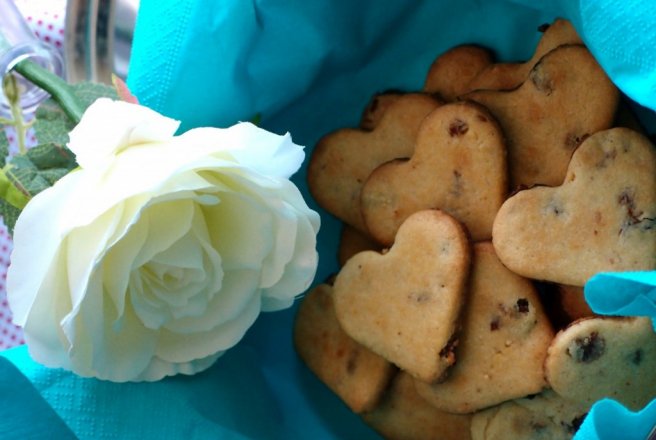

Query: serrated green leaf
0;168;30;210
26;142;76;169
0;129;8;167
5;142;78;199
33;99;74;147
0;198;21;235
36;167;71;185
6;156;50;196
72;82;119;109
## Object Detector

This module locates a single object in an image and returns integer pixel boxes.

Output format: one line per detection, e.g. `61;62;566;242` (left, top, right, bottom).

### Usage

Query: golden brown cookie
333;209;471;382
293;283;395;413
362;372;472;440
414;242;553;413
423;19;582;100
308;93;442;232
470;389;589;440
338;224;382;267
359;91;404;130
492;127;656;286
544;316;656;411
467;18;583;91
463;44;619;188
360;101;508;245
423;45;494;101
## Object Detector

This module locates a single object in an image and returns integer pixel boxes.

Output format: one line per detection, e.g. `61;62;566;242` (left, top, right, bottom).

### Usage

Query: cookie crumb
439;336;459;365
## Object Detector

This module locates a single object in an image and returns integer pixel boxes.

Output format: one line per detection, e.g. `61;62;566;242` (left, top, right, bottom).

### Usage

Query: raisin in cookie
545;316;656;411
414;243;553;413
493;127;656;286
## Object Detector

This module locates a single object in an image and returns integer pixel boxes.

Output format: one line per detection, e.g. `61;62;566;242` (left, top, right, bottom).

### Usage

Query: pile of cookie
294;19;656;440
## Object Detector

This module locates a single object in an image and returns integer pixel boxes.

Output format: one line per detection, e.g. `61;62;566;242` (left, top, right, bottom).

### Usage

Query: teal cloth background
3;0;656;438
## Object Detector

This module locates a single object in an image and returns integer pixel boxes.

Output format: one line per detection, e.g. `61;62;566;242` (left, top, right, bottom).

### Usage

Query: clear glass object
0;0;65;116
65;0;140;83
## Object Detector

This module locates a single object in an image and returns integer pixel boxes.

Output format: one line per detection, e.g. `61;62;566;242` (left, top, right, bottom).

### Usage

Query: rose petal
260;211;319;311
7;170;84;324
65;269;158;380
157;275;261;363
201;190;274;271
162;267;259;335
68;98;180;169
64;204;125;318
101;216;149;319
177;123;305;179
134;351;222;382
20;246;73;368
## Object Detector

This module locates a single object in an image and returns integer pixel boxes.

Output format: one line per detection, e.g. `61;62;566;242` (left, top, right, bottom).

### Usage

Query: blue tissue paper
3;0;656;438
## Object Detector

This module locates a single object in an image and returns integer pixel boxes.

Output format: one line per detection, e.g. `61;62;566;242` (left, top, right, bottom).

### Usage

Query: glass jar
0;0;65;115
64;0;140;83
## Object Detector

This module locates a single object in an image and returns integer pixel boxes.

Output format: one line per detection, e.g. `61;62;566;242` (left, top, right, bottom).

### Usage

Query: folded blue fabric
0;356;77;439
4;0;656;439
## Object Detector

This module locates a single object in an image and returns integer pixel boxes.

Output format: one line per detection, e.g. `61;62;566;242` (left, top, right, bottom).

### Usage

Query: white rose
6;98;320;382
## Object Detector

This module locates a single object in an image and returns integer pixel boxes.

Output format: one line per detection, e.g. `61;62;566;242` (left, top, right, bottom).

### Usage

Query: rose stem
13;59;85;124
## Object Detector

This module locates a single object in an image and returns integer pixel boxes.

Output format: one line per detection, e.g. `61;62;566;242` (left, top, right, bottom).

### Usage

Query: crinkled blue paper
3;0;656;439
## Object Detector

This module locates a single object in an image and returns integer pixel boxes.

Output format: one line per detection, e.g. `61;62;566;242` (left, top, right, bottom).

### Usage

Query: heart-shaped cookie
359;91;404;131
492;127;656;286
463;44;618;188
414;242;554;414
466;18;582;92
423;45;494;101
470;389;589;440
308;93;442;232
360;101;508;245
294;283;394;413
362;372;472;440
423;19;582;100
545;316;656;411
333;209;470;382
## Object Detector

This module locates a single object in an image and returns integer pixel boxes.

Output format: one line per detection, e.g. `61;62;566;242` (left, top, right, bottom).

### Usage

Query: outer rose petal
176;123;305;179
68;98;180;169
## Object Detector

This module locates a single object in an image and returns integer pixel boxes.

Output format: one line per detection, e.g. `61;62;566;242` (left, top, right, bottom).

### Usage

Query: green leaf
0;198;21;235
26;142;76;170
33;100;74;147
72;81;119;109
5;142;78;200
0;128;8;167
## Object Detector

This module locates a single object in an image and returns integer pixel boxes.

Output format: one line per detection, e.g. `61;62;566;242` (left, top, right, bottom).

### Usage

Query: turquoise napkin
3;0;656;438
0;356;76;439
